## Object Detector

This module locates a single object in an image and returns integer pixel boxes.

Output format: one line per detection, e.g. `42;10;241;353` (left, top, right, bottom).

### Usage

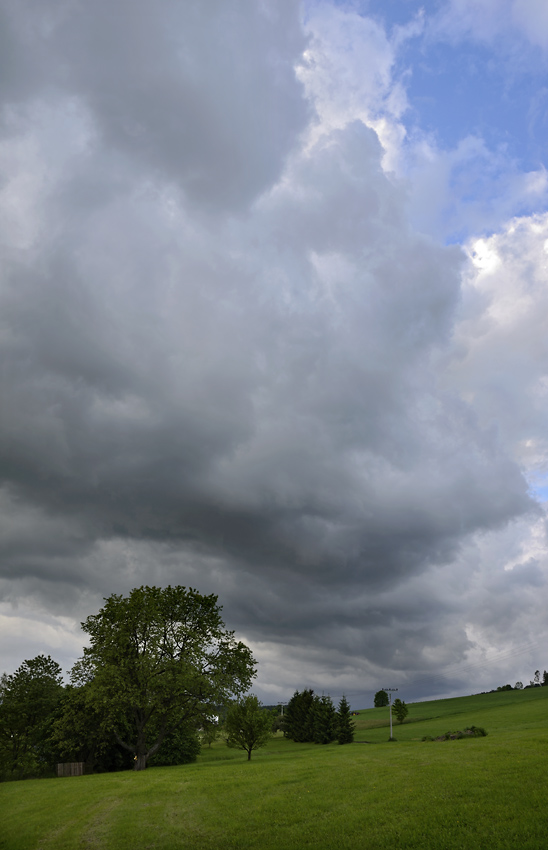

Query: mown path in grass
1;688;547;850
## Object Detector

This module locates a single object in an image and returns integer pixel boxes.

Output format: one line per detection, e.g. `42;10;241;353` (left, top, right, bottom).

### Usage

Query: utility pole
383;688;398;740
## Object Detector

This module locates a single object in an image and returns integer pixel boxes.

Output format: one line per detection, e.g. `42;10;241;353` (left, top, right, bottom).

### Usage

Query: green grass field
2;687;547;850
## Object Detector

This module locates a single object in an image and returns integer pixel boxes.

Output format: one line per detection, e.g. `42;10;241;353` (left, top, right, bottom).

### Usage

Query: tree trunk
134;754;147;771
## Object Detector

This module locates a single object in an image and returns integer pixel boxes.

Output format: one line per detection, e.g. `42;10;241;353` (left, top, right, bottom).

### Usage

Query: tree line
0;586;255;780
282;689;355;744
0;585;361;781
492;670;548;692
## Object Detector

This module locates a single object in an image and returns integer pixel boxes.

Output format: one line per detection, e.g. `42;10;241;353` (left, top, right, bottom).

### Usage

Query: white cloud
435;0;548;50
448;213;548;475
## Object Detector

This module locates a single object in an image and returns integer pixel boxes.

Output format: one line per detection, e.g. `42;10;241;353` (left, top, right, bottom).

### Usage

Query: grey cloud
0;0;543;702
1;0;309;209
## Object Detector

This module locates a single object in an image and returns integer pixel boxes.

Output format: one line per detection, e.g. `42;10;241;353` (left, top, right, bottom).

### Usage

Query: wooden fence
57;762;85;777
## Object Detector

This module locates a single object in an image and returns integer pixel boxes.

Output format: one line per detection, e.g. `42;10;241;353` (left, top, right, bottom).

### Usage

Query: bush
465;725;488;737
425;726;488;741
149;723;201;766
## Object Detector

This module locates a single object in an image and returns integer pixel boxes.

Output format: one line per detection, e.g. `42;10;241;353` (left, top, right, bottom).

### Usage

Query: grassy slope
1;688;547;850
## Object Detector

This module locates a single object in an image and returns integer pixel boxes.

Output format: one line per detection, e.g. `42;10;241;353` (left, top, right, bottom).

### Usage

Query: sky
1;0;548;708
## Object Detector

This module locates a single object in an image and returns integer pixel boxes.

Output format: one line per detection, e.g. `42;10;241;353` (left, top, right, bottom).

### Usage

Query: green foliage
284;689;315;742
392;698;408;724
284;690;339;744
148;721;201;766
271;714;286;734
465;725;488;737
0;655;64;780
73;585;255;770
200;722;220;749
310;695;337;744
374;689;389;707
336;695;355;744
424;726;488;741
224;695;274;760
51;683;131;774
2;688;548;850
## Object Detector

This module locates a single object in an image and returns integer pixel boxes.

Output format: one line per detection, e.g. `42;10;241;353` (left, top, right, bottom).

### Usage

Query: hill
1;687;547;849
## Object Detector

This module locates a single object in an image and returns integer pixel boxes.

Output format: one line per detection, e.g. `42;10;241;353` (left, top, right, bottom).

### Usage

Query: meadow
1;687;547;850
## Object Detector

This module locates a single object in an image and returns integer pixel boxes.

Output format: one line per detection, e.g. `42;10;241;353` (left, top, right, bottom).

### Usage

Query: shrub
427;726;488;741
465;725;488;737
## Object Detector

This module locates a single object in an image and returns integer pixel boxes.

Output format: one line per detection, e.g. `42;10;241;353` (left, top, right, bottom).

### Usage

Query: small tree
336;695;355;744
374;689;389;707
392;698;408;724
530;670;541;687
200;721;220;749
514;681;523;689
225;695;274;760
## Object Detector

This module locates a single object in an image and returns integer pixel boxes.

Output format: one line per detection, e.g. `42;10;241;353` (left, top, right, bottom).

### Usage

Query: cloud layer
1;0;547;704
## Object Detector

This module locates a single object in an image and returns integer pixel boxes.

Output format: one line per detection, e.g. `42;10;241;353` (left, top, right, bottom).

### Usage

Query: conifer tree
284;689;315;742
311;694;337;744
336;695;355;744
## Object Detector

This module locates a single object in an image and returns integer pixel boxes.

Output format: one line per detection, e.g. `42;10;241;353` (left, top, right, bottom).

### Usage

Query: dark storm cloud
0;0;543;700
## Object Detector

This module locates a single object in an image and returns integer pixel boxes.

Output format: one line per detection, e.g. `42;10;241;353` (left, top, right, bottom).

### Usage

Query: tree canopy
224;695;274;760
0;655;63;780
392;698;408;724
73;585;256;769
283;690;349;745
336;695;355;744
374;689;389;707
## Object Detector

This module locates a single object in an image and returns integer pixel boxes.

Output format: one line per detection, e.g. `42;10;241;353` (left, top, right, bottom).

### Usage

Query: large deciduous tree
72;586;255;770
